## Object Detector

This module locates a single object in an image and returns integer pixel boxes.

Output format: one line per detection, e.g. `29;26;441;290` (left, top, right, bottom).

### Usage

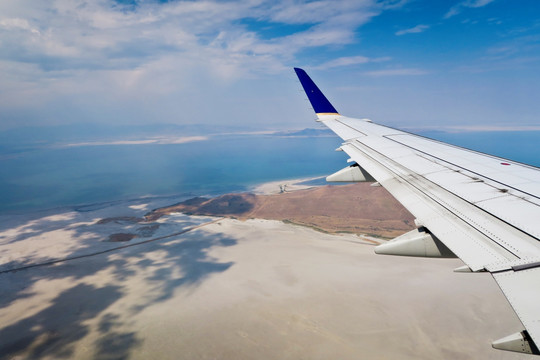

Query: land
0;180;529;359
146;183;415;238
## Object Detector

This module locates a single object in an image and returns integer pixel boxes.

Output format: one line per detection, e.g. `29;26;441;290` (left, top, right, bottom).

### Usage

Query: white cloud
444;0;495;19
62;136;209;147
314;55;390;69
395;24;430;36
267;0;376;25
0;17;41;34
0;0;384;75
363;68;429;76
316;56;370;69
0;0;413;130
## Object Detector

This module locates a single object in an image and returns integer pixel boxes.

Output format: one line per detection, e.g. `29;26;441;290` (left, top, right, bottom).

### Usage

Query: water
0;135;347;214
0;131;538;214
418;130;540;167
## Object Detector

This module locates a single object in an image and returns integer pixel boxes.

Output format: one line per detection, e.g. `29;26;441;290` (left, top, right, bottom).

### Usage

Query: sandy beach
0;182;530;359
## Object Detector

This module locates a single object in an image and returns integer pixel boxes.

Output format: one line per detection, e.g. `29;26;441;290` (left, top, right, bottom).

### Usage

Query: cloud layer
444;0;495;19
0;0;396;129
0;1;385;77
0;0;538;132
395;24;430;36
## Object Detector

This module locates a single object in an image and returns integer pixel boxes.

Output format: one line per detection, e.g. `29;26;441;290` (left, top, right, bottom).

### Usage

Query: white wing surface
294;67;540;355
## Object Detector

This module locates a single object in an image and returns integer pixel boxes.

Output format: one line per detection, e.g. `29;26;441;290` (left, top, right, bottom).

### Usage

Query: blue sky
0;0;539;132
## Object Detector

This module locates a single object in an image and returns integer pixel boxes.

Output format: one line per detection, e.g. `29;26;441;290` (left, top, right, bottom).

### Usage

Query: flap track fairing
375;227;457;258
326;163;376;183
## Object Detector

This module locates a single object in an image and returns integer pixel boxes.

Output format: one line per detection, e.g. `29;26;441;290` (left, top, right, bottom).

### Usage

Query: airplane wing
294;67;540;356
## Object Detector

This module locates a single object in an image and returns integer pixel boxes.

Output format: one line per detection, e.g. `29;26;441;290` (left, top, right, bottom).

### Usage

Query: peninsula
0;180;524;359
146;183;415;238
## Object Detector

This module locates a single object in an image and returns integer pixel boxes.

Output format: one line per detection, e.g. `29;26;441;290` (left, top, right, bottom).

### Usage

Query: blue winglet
294;67;339;115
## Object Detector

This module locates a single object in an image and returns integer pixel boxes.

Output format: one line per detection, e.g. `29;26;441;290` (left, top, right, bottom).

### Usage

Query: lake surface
0;131;538;214
0;135;346;213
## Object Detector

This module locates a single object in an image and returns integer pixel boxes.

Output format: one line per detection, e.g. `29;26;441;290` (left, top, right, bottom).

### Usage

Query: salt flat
0;204;530;359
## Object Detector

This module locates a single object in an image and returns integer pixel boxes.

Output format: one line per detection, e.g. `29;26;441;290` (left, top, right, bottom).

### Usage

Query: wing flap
340;140;518;271
344;134;540;261
494;267;540;348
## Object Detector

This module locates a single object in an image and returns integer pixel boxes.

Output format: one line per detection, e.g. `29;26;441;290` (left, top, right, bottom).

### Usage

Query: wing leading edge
294;67;540;355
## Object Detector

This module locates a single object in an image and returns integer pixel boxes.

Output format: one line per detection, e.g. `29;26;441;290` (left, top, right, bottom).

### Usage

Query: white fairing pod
326;164;375;183
375;228;457;258
492;331;540;355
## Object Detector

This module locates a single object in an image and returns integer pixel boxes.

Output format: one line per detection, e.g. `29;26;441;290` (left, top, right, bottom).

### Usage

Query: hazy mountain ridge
272;128;335;137
0;123;243;146
0;124;338;155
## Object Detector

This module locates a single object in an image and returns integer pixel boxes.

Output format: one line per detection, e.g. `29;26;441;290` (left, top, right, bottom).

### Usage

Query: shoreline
0;176;327;218
0;176;415;273
0;176;527;359
146;180;414;238
250;175;326;195
0;215;523;359
0;176;330;272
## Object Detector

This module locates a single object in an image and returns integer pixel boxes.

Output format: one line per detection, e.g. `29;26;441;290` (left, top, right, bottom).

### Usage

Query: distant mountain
0;124;339;156
272;128;335;137
0;123;254;150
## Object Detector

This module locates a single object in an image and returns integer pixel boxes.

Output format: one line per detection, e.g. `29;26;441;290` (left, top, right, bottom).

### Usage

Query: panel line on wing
341;142;517;269
345;139;538;263
333;119;368;136
320;118;368;140
378;136;540;240
385;132;540;171
356;139;538;250
385;134;540;200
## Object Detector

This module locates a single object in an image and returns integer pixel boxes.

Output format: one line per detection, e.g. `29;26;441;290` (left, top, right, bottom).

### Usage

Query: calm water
0;135;346;213
420;130;540;167
0;131;538;214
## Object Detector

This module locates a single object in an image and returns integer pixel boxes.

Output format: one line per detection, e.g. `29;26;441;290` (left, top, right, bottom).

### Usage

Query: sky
0;0;539;132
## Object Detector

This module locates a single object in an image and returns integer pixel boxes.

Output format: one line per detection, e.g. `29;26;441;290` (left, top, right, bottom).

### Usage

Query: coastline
0;176;326;272
250;175;326;195
0;175;324;218
0;177;527;359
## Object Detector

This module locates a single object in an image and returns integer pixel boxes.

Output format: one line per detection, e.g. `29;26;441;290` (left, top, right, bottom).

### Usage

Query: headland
0;179;525;359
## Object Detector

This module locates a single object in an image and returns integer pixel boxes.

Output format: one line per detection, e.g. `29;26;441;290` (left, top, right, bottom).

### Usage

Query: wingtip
293;67;338;114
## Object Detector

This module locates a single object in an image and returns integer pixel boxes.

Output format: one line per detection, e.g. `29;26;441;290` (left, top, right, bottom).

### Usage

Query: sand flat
0;211;530;359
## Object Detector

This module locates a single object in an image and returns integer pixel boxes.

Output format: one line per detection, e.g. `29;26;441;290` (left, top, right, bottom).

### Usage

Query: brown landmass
146;183;415;238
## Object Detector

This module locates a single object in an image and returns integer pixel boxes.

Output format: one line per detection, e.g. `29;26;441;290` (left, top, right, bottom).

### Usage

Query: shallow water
0;135;346;213
0;130;538;214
